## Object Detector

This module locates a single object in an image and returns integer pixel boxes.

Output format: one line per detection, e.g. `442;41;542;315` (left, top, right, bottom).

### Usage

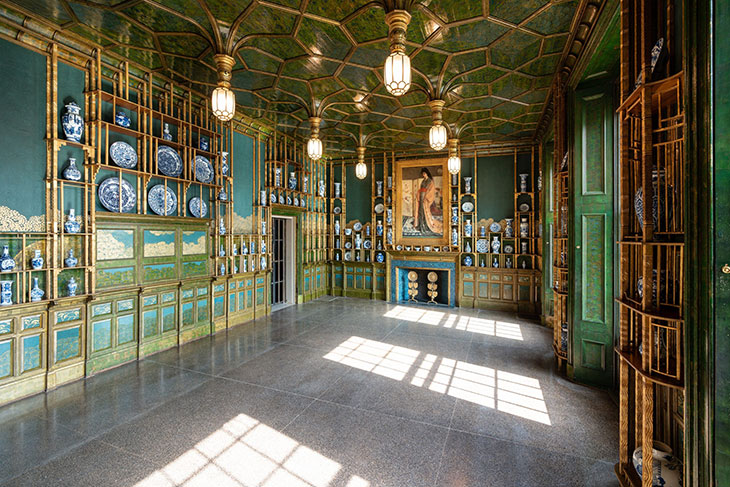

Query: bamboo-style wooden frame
393;158;450;248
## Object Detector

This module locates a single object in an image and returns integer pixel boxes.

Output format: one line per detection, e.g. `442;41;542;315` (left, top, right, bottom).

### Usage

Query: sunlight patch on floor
382;306;523;340
324;337;550;425
133;413;369;487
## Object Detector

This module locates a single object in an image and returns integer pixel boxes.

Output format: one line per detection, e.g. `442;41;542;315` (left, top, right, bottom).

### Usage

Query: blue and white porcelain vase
334;182;341;198
464;219;472;237
219;245;225;257
0;280;13;306
219;218;226;235
63;157;82;181
260;256;267;270
303;176;309;193
64;249;77;268
261;221;266;235
632;441;682;487
386;208;393;225
520;217;529;238
334;220;340;235
232;244;238;256
386;228;393;245
275;168;282;187
115;110;131;128
288;172;297;190
250;259;256;271
233;264;238;274
451;227;458;246
519;173;528;193
463;177;472;194
250;240;256;254
261;239;266;254
30;277;44;302
61;101;83;142
64;209;81;234
242;259;247;273
376;181;383;197
451;207;459;224
318;180;326;197
355;234;361;250
1;245;16;273
200;136;209;152
260;190;267;207
493;257;499;268
219;263;226;276
221;152;229;176
465;241;471;253
241;242;248;255
219;188;228;201
376;221;382;236
491;236;501;254
505;257;512;269
67;277;78;297
31;249;43;270
162;123;173;141
505;218;514;238
463;255;472;267
480;225;486;237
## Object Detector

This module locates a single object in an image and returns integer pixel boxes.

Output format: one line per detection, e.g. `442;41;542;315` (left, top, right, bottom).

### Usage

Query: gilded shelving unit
552;74;570;368
614;0;686;485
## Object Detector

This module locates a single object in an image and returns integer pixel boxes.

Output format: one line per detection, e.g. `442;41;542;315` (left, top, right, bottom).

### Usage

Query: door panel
271;217;286;305
571;85;614;387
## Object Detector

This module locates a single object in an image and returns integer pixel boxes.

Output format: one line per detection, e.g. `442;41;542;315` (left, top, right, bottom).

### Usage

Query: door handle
723;264;730;274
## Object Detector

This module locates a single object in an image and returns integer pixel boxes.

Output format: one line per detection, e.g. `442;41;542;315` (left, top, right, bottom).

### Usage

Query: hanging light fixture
307;117;323;161
428;99;447;150
447;138;460;175
211;54;236;122
355;146;367;179
383;10;412;96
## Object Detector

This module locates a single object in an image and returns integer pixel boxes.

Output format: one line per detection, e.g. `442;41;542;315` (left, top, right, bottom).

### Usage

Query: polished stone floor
0;298;619;486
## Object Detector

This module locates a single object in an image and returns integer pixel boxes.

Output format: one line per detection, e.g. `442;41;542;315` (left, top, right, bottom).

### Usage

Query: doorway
271;216;295;309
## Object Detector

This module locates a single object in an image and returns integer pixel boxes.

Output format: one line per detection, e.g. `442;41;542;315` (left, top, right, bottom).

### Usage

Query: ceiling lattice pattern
9;0;580;151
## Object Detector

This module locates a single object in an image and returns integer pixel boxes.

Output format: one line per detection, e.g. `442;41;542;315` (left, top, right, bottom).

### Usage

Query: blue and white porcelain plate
353;222;362;232
98;177;136;213
148;184;177;216
476;239;489;253
461;202;474;213
374;203;384;214
157;145;182;177
489;222;502;232
188;197;208;218
279;194;285;205
109;141;137;169
270;192;277;203
193;155;214;183
363;240;371;250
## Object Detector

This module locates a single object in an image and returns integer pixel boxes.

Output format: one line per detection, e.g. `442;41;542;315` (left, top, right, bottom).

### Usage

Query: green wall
345;164;371;224
476;154;514;222
0;38;46;230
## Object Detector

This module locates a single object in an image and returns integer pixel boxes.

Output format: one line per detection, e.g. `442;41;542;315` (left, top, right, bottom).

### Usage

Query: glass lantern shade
355;161;367;179
307;137;323;161
384;51;411;96
212;86;235;122
429;124;448;150
447;155;461;175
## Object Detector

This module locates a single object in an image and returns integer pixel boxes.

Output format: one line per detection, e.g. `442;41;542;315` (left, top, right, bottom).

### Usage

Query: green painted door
714;0;730;481
570;83;614;387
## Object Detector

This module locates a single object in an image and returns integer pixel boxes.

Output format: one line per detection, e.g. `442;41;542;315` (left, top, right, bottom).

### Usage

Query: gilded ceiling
7;0;582;151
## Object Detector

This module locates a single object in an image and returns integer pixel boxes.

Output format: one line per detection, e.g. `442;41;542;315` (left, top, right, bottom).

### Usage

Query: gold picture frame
394;158;450;247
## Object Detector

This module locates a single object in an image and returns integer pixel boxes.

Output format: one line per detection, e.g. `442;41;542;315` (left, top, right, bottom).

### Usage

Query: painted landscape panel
97;229;134;260
144;230;175;257
182;231;206;255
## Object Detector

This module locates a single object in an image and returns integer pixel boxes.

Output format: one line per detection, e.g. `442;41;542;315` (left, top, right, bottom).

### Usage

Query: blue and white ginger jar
62;101;84;142
632;441;682;487
115;110;131;128
65;249;77;268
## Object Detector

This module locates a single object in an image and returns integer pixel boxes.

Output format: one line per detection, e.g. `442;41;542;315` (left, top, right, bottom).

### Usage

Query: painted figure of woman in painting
413;167;443;236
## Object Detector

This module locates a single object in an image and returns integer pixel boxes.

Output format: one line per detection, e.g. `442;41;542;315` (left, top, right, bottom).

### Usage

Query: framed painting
394;158;449;247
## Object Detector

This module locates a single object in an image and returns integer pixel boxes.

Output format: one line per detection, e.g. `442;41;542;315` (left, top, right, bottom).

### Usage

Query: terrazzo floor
0;297;619;486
